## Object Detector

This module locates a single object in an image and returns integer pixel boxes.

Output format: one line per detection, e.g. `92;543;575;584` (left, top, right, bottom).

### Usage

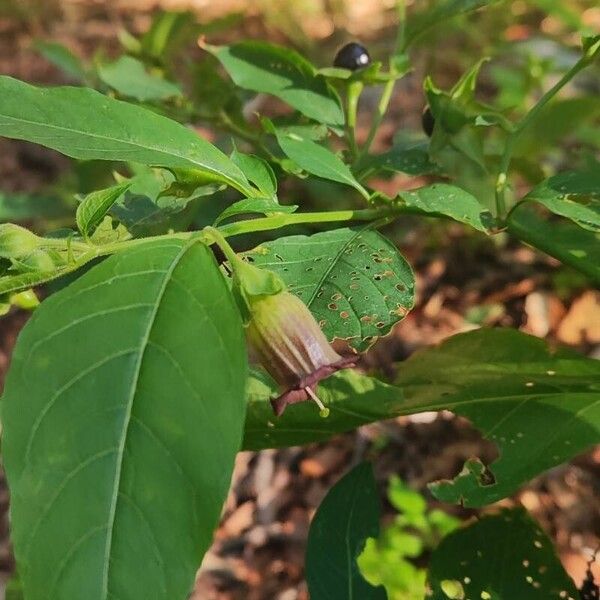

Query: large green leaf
395;183;495;233
427;508;578;599
273;128;370;199
243;329;600;507
208;41;344;126
508;203;600;283
2;238;248;600
306;463;387;600
245;228;415;351
521;170;600;232
97;56;182;102
0;76;254;196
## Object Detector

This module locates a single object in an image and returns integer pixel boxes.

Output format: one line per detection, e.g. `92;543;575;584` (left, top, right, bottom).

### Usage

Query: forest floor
0;2;599;599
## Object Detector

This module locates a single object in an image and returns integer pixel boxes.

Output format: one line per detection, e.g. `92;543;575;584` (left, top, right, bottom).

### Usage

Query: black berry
333;42;371;71
422;106;435;137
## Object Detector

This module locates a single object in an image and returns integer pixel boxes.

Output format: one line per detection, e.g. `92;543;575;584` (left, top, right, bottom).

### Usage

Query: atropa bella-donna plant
206;227;355;417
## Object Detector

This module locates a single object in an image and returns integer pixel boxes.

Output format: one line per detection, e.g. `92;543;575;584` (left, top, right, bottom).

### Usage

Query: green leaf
306;463;387;600
514;97;600;155
522;170;600;232
427;508;578;599
243;329;600;507
405;0;496;48
98;56;182;102
317;61;402;85
508;204;600;283
1;238;248;600
582;34;600;59
230;149;277;197
111;167;218;236
76;182;132;239
0;76;254;196
395;183;495;232
207;41;344;126
34;41;86;81
357;144;439;177
213;197;297;226
0;192;71;224
245;228;415;351
140;11;196;61
273;128;370;199
5;573;25;600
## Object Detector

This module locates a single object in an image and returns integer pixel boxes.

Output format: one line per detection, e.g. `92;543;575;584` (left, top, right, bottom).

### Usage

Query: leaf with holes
395;183;495;233
245;228;415;351
427;508;578;599
521;170;600;232
306;463;387;600
1;239;248;600
207;41;344;126
243;329;600;507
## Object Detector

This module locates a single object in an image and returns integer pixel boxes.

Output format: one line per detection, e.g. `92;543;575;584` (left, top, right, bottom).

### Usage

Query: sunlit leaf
427;508;578;599
245;228;415;351
2;239;248;600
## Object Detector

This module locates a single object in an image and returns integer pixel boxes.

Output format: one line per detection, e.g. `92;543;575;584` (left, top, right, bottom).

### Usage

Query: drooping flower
245;289;355;416
205;227;355;417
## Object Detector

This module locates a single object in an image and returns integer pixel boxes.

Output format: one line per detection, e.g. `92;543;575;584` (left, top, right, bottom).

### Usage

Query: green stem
1;206;413;296
42;237;91;253
201;226;239;265
214;111;282;166
218;207;392;237
345;81;363;160
356;0;406;162
495;50;595;220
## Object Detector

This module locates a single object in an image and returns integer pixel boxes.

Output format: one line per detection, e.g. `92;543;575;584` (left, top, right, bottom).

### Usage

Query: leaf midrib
100;239;193;599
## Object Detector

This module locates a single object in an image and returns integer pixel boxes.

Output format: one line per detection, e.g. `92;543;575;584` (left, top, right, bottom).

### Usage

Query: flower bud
0;224;42;259
245;290;355;416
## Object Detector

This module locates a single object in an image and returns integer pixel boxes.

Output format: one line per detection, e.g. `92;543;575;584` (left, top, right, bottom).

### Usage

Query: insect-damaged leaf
427;508;578;599
243;329;600;507
245;228;415;351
